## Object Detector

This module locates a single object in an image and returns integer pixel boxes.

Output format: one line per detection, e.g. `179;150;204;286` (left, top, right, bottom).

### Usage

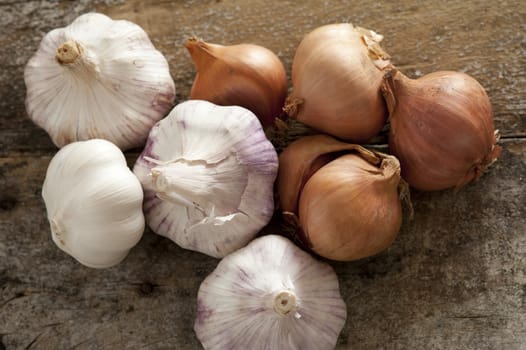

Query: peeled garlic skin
195;235;347;350
186;39;288;127
386;70;501;191
133;100;278;258
288;23;388;142
299;154;402;261
42;139;145;268
24;12;175;150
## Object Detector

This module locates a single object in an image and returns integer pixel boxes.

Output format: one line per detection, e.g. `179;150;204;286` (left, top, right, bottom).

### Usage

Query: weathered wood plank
0;140;525;349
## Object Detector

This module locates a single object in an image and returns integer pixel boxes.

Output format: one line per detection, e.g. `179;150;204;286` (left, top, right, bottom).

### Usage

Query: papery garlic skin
195;235;347;350
42;139;145;268
133;100;278;258
24;12;176;150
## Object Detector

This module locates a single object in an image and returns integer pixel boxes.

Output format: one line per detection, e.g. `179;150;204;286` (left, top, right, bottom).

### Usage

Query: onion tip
283;97;304;119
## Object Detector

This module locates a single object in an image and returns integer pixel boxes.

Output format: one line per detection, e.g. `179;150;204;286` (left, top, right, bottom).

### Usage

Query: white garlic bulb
133;100;278;258
195;235;347;350
24;12;176;150
42;139;145;268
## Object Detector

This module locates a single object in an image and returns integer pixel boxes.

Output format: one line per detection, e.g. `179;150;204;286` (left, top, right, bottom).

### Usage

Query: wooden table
1;1;524;349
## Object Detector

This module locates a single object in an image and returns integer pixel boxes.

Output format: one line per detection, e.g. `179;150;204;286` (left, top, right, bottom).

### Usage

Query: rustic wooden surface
0;0;525;349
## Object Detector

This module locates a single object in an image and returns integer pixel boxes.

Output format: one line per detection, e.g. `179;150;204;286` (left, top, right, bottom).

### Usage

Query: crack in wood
24;331;44;350
0;293;27;309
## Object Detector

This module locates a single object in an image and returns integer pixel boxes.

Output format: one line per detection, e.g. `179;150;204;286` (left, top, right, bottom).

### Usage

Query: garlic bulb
42;139;145;268
185;38;288;127
195;235;347;350
285;23;390;142
133;100;278;258
278;134;403;261
24;12;176;150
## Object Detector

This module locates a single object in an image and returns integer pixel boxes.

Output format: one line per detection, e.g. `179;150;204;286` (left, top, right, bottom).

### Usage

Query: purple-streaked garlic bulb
195;235;347;350
24;12;175;150
133;100;278;258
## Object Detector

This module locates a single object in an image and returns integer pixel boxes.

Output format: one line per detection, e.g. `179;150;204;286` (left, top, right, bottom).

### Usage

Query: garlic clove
24;12;176;150
185;38;288;128
42;139;145;268
195;235;347;350
133;100;278;258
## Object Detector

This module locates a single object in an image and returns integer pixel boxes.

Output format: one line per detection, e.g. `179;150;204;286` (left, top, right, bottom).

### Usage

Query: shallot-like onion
278;134;404;261
382;68;501;191
186;38;288;127
285;23;391;142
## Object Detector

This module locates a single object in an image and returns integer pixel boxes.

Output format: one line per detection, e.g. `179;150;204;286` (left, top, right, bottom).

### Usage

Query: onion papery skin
277;134;403;261
299;154;402;261
383;69;501;191
286;23;391;142
277;134;379;215
186;38;288;128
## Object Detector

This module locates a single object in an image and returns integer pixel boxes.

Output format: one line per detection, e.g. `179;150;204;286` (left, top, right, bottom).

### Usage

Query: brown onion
284;23;391;142
382;68;501;191
277;134;404;261
185;38;288;127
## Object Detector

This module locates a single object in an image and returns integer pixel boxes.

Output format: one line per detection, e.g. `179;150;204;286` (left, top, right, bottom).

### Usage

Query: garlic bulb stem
56;40;82;64
151;168;170;192
150;166;193;207
55;40;100;80
150;165;198;208
273;290;298;317
150;157;248;216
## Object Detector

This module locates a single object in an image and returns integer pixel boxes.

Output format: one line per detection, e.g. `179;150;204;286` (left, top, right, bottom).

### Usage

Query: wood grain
0;0;525;349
